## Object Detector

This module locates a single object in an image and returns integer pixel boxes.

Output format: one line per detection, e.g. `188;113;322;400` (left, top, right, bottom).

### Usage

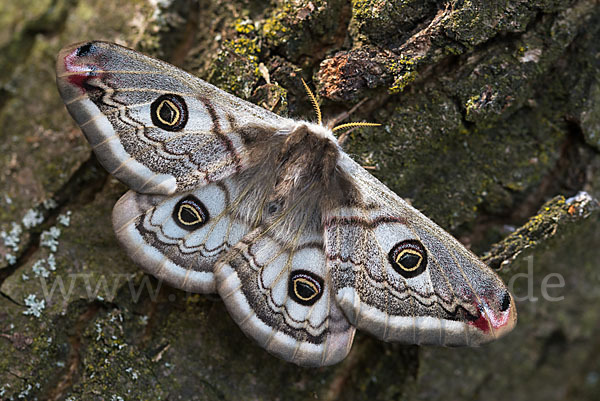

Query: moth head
299;78;380;144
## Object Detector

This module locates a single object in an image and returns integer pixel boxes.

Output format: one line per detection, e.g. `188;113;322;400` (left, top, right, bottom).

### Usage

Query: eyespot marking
289;270;324;306
173;195;208;230
151;94;188;131
388;239;427;278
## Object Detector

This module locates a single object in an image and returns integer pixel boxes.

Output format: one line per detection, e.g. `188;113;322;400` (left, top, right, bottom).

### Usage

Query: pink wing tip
57;42;102;90
468;291;517;341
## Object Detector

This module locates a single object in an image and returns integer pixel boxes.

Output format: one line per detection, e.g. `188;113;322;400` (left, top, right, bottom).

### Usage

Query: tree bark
1;0;599;400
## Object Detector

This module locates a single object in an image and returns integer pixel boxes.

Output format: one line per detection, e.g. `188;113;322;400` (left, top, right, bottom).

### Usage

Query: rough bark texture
1;0;599;400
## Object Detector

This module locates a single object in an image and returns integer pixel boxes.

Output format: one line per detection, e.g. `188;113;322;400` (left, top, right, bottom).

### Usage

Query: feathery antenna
299;79;380;137
332;122;381;132
301;78;322;125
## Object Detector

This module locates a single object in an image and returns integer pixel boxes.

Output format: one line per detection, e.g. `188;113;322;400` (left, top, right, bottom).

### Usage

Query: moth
56;41;516;367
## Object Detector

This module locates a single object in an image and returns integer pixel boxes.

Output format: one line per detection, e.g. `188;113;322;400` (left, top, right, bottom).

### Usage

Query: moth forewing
56;41;293;195
328;154;516;346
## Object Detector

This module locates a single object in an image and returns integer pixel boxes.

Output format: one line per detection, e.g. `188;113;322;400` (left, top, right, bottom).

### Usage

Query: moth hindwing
56;41;517;367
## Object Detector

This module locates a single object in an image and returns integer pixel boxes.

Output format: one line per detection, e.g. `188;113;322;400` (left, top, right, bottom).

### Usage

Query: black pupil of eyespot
151;94;187;132
289;271;323;306
160;102;176;123
399;253;420;269
181;204;199;223
388;240;428;278
173;196;208;231
296;280;316;299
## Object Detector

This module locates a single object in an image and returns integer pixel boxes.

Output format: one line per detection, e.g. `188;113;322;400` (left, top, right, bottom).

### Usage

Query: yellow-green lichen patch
388;70;419;94
350;0;439;47
250;83;290;116
483;193;599;269
260;0;349;61
207;19;263;99
387;55;421;94
234;18;256;35
230;36;261;60
261;2;293;47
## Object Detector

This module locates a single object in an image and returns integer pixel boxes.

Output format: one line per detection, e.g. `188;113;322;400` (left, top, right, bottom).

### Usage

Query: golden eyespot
388;240;428;278
289;271;324;306
151;94;188;131
173;195;208;231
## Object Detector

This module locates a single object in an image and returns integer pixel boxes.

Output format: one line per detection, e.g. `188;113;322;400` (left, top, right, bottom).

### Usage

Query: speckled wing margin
55;41;294;195
327;155;517;346
214;226;355;366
